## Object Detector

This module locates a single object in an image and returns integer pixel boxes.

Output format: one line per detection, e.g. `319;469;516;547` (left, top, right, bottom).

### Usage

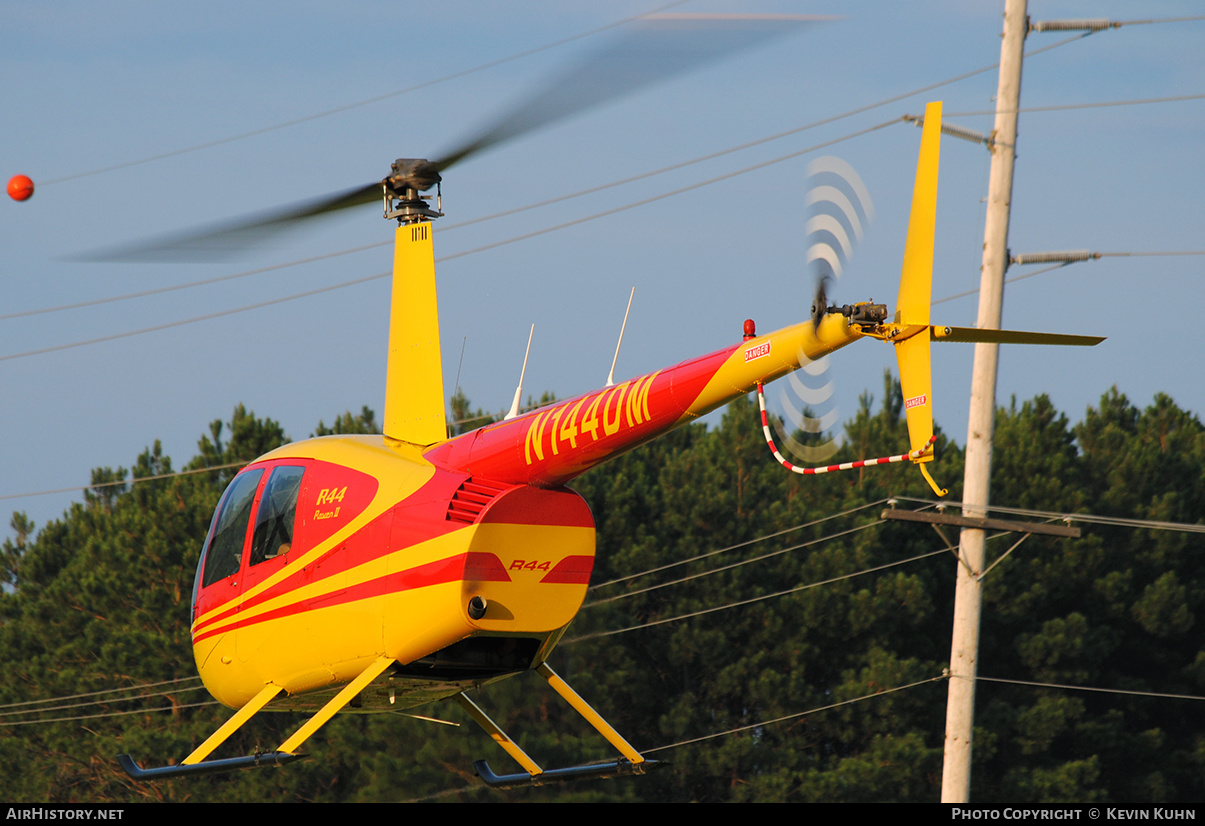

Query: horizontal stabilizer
932;326;1104;346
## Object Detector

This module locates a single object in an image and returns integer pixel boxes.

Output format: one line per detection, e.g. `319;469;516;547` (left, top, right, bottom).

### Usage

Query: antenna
504;324;535;420
606;288;635;387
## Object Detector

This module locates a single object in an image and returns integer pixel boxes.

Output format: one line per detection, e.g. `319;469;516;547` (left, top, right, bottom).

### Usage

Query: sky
2;0;1203;546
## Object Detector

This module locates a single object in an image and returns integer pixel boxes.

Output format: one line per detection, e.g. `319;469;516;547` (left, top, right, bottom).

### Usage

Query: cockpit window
250;465;305;566
200;469;263;588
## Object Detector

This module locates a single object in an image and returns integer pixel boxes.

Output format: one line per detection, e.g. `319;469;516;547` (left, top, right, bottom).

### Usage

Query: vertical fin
894;101;941;465
896;330;935;459
384;221;447;444
896;101;941;326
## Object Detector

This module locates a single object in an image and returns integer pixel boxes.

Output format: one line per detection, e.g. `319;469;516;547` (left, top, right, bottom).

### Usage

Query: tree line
1;382;1202;802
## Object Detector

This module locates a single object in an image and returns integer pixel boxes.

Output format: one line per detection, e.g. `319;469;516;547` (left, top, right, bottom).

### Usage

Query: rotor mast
382;160;449;445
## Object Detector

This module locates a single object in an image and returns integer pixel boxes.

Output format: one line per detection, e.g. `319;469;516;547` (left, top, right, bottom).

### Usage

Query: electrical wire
0;272;389;363
1111;15;1205;26
0;119;901;363
0;461;250;501
893;496;1205;534
947;92;1205;118
401;673;947;801
590;499;890;589
21;100;1204;365
0;700;218;728
644;674;946;754
8;29;1145;338
7;492;1201;727
0;243;388;323
934;249;1205;306
969;674;1205;703
565;546;951;643
6;32;1104;324
583;518;886;608
0;682;211;719
438;120;901;263
0;675;202;710
37;1;694;188
37;6;1103;191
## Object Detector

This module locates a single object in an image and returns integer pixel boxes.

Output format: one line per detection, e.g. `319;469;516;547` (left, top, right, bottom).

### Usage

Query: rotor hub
384;159;444;224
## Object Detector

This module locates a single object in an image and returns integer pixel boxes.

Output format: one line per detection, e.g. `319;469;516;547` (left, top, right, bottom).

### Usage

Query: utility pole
940;0;1027;803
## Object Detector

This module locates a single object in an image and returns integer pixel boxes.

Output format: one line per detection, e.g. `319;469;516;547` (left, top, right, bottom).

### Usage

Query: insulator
1031;19;1114;32
940;123;992;146
1011;250;1096;265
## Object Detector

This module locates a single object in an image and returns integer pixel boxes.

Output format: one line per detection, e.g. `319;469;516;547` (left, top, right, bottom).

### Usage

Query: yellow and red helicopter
104;19;1101;789
114;99;1100;787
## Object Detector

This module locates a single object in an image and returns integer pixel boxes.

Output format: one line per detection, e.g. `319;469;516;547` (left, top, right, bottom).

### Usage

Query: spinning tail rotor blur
767;157;873;464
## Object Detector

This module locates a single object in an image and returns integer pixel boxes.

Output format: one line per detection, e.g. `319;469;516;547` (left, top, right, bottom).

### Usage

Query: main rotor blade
81;182;381;262
90;13;821;262
431;13;825;173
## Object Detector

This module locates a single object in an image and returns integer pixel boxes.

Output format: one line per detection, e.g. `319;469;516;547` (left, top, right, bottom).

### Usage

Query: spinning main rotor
93;15;821;261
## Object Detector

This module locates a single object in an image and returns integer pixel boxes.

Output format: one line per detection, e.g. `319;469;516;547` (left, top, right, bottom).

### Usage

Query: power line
0;272;388;363
38;3;1097;191
404;674;947;801
583;518;885;607
934;249;1205;306
37;1;694;187
438;120;902;262
0;119;898;362
566;546;950;642
0;700;217;728
947;91;1205;118
0;462;250;502
0;675;202;711
644;675;946;754
0;243;388;322
589;499;891;589
0;682;211;719
894;496;1205;534
969;674;1205;703
9;33;1117;328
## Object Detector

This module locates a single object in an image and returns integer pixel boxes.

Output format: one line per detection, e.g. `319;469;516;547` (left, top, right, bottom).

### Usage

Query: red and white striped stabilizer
755;382;936;475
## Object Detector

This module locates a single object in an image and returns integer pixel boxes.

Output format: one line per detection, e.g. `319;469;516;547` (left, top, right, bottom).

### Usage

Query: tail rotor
766;157;874;464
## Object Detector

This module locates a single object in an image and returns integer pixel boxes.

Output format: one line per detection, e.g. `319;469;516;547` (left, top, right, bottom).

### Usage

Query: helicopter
99;18;1102;789
113;97;1102;788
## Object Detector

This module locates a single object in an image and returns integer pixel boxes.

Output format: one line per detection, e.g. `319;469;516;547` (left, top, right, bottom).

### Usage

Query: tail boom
425;314;861;487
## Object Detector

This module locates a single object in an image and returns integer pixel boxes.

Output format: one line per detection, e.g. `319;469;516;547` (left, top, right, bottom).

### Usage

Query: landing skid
118;655;394;781
461;662;661;789
473;757;659;789
117;751;304;780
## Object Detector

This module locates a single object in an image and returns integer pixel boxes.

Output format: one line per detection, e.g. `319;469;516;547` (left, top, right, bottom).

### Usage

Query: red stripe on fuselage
192;472;470;638
425;345;738;487
191;551;510;645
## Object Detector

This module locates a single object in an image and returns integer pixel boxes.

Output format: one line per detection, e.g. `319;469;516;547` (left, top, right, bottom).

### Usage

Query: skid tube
462;662;663;789
117;656;395;781
474;757;659;789
117;751;305;780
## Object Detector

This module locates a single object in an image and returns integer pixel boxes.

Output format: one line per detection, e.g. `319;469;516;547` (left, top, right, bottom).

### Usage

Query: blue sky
2;1;1203;545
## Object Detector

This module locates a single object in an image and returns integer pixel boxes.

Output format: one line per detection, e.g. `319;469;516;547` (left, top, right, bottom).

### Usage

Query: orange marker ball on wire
8;175;34;201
